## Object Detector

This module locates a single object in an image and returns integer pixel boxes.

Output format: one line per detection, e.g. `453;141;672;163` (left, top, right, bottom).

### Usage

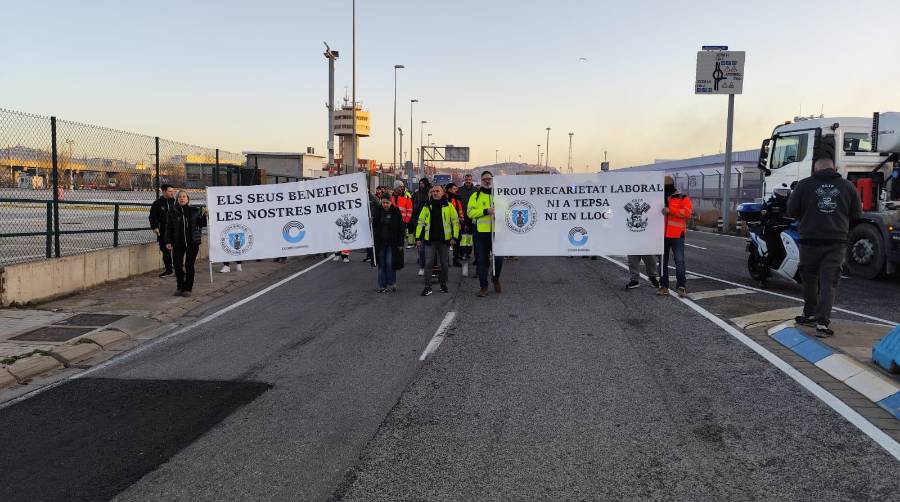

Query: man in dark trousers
149;184;176;277
787;158;862;337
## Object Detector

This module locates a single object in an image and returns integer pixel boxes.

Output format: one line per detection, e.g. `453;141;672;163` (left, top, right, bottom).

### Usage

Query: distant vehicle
755;112;900;278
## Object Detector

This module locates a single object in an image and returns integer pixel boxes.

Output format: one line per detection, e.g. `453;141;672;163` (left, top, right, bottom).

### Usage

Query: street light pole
495;149;499;165
398;128;403;169
420;120;427;176
410;99;418;178
536;144;541;167
545;127;551;169
324;43;339;172
350;0;357;175
393;64;404;172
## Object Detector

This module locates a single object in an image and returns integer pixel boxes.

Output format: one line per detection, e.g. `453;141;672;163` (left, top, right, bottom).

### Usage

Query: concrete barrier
0;236;208;306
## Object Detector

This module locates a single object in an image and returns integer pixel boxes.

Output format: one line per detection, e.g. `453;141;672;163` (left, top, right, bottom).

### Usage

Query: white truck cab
758;114;900;278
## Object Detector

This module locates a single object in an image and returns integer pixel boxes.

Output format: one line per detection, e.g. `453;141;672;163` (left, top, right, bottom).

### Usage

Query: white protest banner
206;172;373;263
493;172;665;256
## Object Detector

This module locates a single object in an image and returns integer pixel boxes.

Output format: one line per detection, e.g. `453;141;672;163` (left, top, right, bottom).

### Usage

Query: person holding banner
416;184;460;296
467;170;503;297
659;176;693;298
164;190;207;298
372;194;404;293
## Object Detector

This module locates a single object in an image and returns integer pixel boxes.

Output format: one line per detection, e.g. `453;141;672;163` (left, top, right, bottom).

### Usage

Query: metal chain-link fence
0;108;245;266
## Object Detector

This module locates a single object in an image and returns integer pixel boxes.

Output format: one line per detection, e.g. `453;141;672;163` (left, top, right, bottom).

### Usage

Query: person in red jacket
658;176;693;297
392;181;414;247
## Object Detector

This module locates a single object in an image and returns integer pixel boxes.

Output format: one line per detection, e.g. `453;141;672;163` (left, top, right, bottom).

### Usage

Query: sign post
696;47;745;233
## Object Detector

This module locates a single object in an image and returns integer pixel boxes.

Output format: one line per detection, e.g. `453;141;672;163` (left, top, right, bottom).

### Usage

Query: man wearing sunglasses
467;170;504;297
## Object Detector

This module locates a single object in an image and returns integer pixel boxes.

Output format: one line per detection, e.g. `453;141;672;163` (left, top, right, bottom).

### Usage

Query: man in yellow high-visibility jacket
467;170;504;297
416;184;460;296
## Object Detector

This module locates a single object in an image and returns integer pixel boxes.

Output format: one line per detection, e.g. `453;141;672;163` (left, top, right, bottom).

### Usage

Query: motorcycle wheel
748;252;765;282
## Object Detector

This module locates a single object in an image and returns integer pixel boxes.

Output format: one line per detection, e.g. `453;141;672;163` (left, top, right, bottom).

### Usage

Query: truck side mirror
758;139;771;175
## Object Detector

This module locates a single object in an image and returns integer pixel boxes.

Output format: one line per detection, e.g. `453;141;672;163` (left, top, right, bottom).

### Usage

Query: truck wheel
846;224;884;279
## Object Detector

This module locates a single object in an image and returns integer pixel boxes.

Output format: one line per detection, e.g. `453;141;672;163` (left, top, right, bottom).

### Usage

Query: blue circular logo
568;227;588;247
282;221;306;243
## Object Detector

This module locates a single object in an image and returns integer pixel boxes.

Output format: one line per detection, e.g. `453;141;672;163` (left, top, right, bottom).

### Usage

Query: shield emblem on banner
228;232;246;250
512;209;529;228
505;200;537;234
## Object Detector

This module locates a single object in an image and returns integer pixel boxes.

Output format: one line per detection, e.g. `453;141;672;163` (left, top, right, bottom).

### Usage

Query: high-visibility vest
665;194;693;239
393;195;413;223
467;189;494;233
416;202;460;241
449;197;465;221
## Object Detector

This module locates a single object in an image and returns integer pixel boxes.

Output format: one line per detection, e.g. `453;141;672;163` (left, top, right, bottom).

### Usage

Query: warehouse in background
244;150;327;184
617;149;763;229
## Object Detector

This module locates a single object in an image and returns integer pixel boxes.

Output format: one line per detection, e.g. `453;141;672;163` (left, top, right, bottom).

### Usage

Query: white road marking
0;255;334;410
419;311;456;361
685;243;708;250
730;307;803;328
688;229;748;241
671;266;896;326
601;255;900;461
688;287;754;301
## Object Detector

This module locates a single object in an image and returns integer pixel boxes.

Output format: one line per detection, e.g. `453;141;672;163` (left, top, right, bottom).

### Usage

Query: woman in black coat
164;190;207;297
372;194;405;292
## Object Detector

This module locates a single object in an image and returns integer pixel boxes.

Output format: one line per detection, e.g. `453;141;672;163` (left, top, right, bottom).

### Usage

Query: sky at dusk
4;0;900;170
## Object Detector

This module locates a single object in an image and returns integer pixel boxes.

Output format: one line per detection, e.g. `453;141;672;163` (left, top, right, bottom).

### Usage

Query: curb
0;368;16;389
7;355;63;383
768;322;900;420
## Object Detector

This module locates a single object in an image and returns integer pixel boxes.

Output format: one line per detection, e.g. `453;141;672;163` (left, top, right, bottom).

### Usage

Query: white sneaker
342;256;350;263
417;268;425;276
462;263;469;277
235;264;242;272
219;265;230;273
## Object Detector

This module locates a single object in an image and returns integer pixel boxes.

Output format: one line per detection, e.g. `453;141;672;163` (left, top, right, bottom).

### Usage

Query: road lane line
685;243;708;250
685;269;897;326
419;312;456;361
0;255;334;410
688;229;747;241
601;255;900;461
688;287;754;301
730;307;803;328
662;265;897;326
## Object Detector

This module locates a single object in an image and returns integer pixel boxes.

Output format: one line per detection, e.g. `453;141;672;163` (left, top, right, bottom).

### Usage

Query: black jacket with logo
164;205;207;248
149;196;175;232
786;169;862;243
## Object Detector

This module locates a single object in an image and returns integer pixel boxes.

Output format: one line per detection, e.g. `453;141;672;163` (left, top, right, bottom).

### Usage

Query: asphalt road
1;251;898;501
681;230;900;324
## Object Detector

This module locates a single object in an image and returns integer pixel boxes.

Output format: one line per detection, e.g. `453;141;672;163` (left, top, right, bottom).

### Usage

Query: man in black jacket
787;158;862;337
149;184;175;276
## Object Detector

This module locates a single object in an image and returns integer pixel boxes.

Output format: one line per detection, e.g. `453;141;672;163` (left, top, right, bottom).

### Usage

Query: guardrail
0;198;154;260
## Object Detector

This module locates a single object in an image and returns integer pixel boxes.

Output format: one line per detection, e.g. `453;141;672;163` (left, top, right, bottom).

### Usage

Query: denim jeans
376;246;395;289
661;237;686;289
474;232;503;289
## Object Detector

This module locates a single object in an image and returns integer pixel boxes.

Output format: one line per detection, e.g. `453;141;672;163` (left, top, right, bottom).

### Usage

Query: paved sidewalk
0;255;322;391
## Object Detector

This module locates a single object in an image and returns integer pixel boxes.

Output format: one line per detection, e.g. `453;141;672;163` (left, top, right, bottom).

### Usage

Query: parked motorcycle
738;187;801;287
